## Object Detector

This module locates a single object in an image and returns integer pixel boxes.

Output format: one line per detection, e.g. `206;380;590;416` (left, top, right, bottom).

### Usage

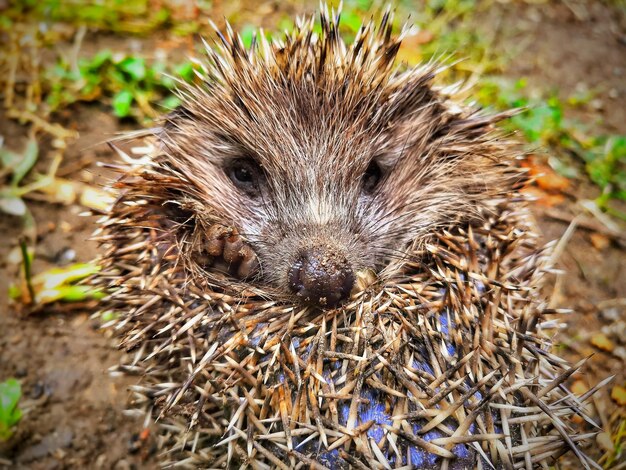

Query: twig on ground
542;208;626;249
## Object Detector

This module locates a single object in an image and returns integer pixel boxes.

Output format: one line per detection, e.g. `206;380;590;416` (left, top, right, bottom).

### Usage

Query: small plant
45;51;196;121
1;0;171;35
476;78;626;218
0;378;22;442
9;241;104;308
0;137;39;237
581;136;626;217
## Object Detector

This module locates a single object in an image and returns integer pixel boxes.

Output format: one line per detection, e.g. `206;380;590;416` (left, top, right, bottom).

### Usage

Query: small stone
60;221;72;233
602;321;626;344
30;382;45;399
52;138;67;149
613;346;626;361
53;247;76;265
9;333;22;344
590;99;603;111
95;454;107;468
599;307;621;322
596;432;613;452
113;459;132;470
17;428;73;462
71;314;88;327
7;246;24;264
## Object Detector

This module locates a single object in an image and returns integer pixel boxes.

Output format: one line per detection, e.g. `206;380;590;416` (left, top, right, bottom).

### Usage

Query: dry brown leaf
521;186;566;207
611;385;626;406
396;30;433;65
38;178;77;205
591;333;614;352
32;177;114;212
521;156;570;193
535;171;570;192
571;380;589;396
79;186;115;212
589;232;610;250
571;414;584;424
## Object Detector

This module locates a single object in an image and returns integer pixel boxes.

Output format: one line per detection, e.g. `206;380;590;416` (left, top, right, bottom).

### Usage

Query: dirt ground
1;1;625;469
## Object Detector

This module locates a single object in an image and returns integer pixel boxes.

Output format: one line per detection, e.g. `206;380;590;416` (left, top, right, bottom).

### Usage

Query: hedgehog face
158;23;513;308
162;90;385;306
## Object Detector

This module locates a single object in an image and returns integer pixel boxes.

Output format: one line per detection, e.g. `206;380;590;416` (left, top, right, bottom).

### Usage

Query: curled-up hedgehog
95;5;603;469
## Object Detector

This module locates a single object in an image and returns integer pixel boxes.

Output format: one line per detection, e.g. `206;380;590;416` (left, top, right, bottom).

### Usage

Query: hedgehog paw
204;224;259;278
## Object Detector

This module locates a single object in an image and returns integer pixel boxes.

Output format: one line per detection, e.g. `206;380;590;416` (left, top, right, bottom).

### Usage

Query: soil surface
1;1;625;469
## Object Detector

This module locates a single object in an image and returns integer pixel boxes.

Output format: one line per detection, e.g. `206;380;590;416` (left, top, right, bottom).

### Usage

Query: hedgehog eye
227;158;263;197
362;160;382;194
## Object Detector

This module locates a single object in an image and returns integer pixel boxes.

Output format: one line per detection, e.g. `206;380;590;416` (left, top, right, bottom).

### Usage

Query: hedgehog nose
288;248;355;307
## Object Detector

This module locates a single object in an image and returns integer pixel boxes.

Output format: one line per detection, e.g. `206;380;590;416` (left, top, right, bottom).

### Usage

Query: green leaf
8;284;21;300
118;57;146;81
0;148;21;169
587;158;611;188
0;378;22;441
11;138;38;186
0;15;12;29
112;89;134;117
613;189;626;201
607;136;626;160
277;17;293;33
22;207;37;243
511;105;561;143
32;262;101;290
101;310;119;322
0;138;38;187
174;62;194;82
37;285;104;304
108;67;127;87
0;195;27;216
11;260;102;306
582;135;626;197
239;24;256;49
340;11;363;34
160;94;181;111
88;49;113;70
548;155;579;179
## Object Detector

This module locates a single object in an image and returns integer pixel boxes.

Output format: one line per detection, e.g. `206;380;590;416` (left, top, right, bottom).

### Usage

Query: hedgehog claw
203;224;258;279
206;224;231;256
223;234;245;263
237;246;259;278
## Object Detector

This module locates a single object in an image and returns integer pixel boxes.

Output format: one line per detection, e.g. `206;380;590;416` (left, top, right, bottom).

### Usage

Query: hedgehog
94;5;602;469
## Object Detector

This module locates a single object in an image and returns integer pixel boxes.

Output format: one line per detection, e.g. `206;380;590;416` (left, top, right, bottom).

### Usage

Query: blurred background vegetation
0;0;624;468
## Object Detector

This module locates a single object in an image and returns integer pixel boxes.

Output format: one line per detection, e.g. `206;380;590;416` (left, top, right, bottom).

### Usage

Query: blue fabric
288;312;488;468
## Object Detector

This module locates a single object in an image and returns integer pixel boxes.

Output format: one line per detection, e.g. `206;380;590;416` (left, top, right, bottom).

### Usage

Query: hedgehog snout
288;246;355;307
